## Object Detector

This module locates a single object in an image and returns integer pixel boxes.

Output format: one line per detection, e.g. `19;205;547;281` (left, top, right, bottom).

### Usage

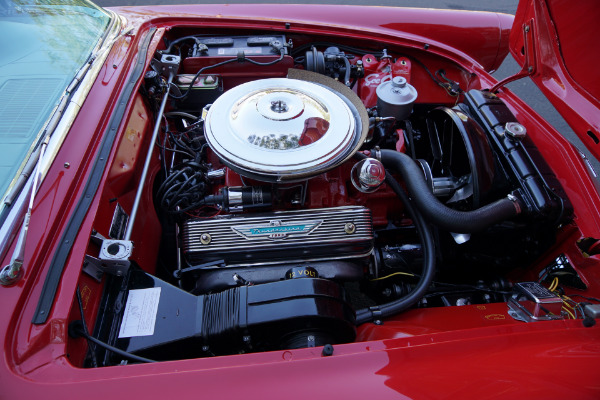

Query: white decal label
118;288;161;338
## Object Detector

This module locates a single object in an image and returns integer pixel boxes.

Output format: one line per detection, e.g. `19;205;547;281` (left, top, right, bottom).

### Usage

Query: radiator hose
354;149;524;324
355;153;436;324
379;149;523;233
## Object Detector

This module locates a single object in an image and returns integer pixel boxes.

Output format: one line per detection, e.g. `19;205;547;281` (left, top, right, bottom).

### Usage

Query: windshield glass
0;0;111;204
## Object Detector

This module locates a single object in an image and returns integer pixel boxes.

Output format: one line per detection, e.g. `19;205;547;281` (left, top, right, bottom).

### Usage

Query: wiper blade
66;26;134;95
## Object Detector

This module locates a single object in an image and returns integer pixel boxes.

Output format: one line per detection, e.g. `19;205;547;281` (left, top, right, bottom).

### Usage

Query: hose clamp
369;305;383;318
507;193;522;214
373;146;382;161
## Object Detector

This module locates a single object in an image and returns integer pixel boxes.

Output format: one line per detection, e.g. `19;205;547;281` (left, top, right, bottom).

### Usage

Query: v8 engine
80;32;573;366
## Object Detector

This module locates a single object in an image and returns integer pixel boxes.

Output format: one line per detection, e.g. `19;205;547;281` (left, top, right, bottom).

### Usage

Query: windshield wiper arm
0;135;49;285
0;25;132;285
0;53;85;285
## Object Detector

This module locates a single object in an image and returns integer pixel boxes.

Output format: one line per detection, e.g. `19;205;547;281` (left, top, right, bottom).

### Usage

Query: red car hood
509;0;600;159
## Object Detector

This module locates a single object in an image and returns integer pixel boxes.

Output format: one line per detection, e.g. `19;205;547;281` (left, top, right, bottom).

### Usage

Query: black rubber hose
74;287;155;364
379;149;523;233
354;153;436;324
342;56;351;86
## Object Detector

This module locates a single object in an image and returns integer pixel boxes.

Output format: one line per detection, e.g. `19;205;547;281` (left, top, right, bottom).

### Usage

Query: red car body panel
509;0;600;160
1;3;600;399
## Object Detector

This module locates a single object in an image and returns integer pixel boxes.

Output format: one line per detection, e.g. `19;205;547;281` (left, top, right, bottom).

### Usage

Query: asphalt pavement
97;0;517;12
94;0;597;173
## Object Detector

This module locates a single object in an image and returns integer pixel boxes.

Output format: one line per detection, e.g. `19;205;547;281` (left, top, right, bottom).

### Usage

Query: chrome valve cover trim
182;206;373;265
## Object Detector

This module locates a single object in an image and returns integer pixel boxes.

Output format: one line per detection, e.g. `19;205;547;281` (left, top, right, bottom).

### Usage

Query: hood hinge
490;19;536;93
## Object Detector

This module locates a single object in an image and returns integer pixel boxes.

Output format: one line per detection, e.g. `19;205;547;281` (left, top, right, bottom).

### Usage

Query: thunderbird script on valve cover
1;0;599;398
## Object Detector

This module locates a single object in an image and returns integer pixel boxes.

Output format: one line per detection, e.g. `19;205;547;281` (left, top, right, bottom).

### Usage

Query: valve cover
182;206;374;265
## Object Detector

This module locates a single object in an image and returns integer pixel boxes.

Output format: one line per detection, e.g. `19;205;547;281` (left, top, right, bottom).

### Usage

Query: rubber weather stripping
32;28;157;324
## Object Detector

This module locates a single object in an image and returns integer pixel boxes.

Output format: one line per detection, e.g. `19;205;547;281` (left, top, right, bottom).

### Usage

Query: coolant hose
379;149;523;233
355;153;436;324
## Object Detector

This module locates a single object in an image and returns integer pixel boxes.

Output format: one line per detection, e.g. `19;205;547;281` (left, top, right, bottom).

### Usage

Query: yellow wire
548;278;578;319
562;306;575;319
548;277;559;292
562;298;575;310
370;271;416;281
563;294;574;303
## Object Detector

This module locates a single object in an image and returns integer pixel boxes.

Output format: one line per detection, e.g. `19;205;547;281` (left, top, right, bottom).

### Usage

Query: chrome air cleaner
204;76;365;182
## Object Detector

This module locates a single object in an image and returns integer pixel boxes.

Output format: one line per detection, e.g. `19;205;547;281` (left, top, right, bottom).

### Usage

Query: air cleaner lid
204;78;361;182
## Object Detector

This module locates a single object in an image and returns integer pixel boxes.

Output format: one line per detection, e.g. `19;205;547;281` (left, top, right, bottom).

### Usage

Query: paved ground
95;0;597;173
97;0;517;13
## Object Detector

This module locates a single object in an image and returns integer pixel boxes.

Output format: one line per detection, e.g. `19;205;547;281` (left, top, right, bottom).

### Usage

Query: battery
174;74;222;112
191;35;287;58
181;34;294;90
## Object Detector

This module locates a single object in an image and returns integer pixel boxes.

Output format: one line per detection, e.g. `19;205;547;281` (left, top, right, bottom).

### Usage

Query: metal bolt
200;233;212;245
344;223;356;234
524;25;530;33
64;162;70;168
322;344;334;357
270;100;288;113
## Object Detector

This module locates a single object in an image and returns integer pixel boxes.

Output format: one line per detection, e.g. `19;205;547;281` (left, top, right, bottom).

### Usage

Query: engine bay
66;28;598;367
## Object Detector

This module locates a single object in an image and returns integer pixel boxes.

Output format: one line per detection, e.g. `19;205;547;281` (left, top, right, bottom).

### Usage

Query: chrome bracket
83;253;130;281
507;282;564;322
152;54;181;79
85;232;133;280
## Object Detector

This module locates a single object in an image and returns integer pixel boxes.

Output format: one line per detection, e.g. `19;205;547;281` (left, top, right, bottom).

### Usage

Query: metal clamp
153;54;181;78
83;232;133;280
372;146;382;161
82;254;130;281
